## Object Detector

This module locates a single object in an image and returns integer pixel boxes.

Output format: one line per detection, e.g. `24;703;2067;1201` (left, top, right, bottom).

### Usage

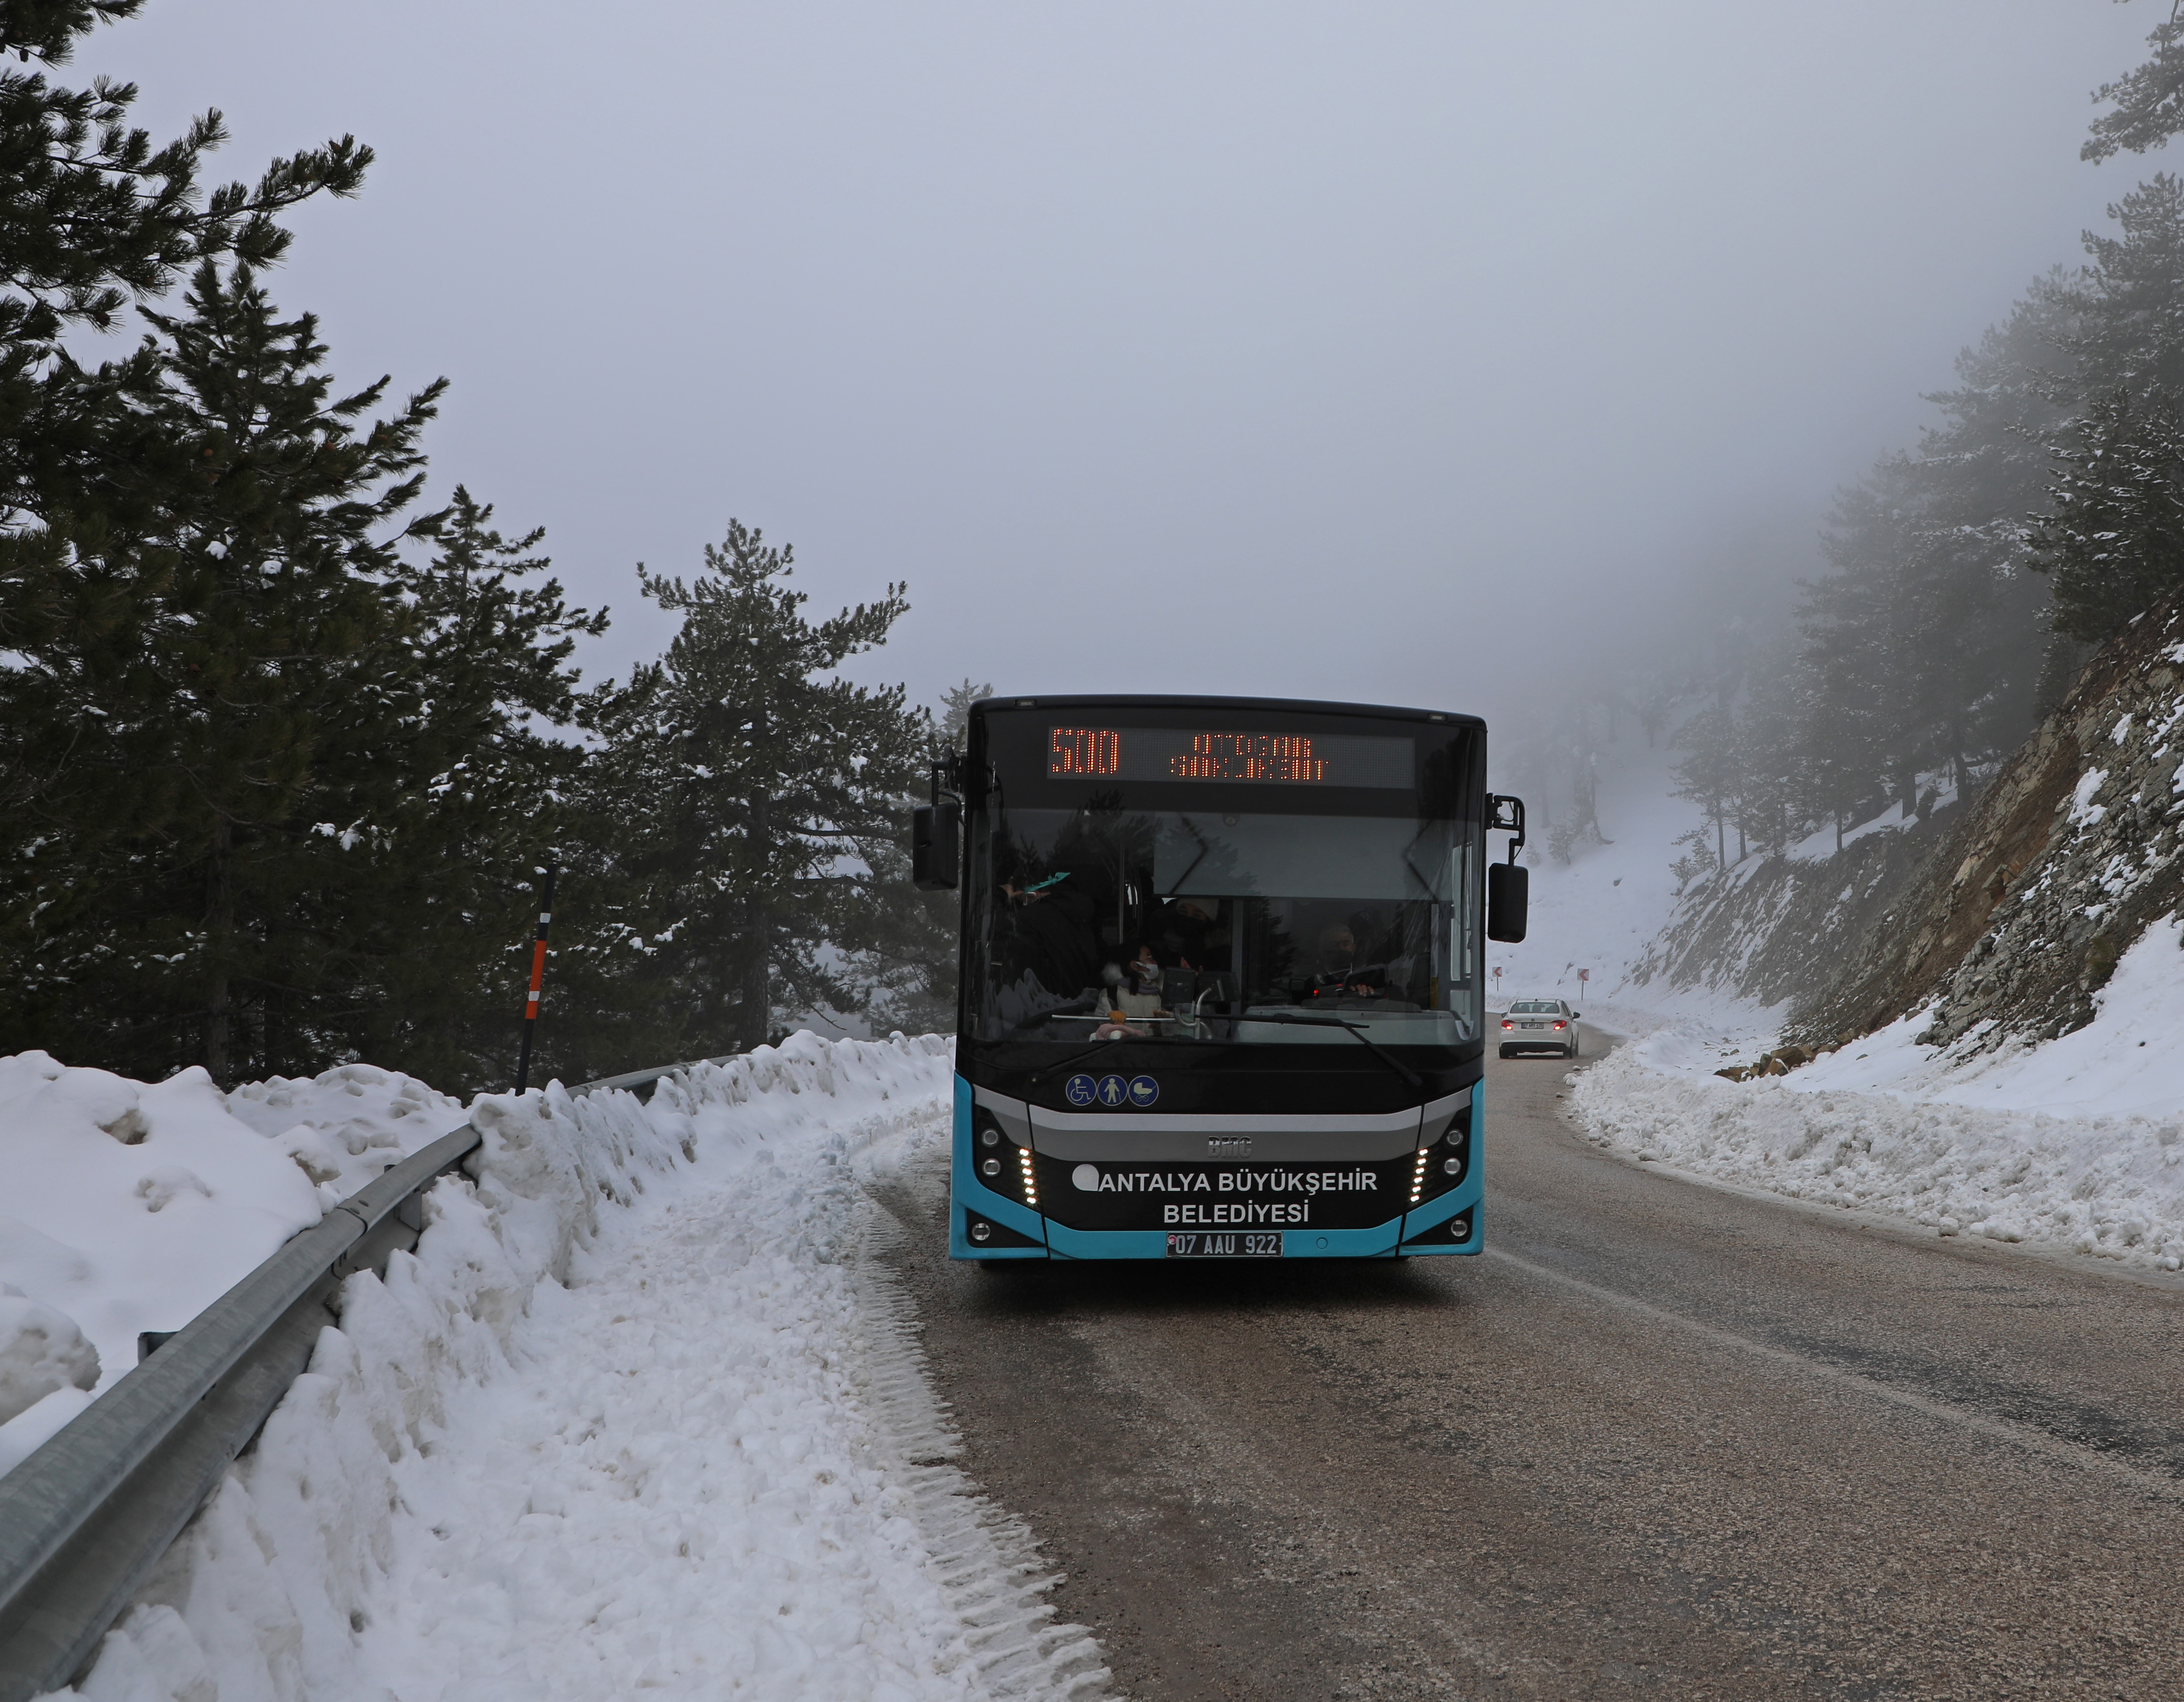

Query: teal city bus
913;695;1526;1263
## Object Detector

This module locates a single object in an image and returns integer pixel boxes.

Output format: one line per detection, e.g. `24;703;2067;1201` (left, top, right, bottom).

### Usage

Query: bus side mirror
912;800;959;890
1487;861;1528;943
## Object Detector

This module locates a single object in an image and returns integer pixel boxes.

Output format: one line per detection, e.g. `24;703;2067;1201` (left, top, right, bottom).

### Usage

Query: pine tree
2031;383;2184;643
2085;10;2184;163
937;676;991;748
344;488;615;1088
1730;643;1807;858
1671;701;1738;870
594;523;935;1051
0;263;443;1079
2060;176;2184;396
1795;651;1885;853
0;7;693;1088
0;2;369;627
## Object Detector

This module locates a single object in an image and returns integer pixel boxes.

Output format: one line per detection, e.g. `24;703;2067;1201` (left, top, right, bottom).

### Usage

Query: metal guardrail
0;1058;719;1702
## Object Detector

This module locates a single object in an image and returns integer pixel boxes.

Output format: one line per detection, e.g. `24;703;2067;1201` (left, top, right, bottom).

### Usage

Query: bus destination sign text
1047;726;1412;789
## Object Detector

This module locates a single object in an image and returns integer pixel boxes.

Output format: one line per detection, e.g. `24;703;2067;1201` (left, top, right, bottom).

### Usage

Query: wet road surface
871;1040;2184;1700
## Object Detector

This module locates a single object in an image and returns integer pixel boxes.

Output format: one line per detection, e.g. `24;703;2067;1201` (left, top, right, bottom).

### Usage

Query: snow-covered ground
1486;728;1712;1010
1570;930;2184;1275
0;1057;469;1477
49;1033;1105;1702
1493;733;2184;1278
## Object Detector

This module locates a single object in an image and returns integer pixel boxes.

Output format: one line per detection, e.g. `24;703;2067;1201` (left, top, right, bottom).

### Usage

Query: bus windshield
962;710;1484;1054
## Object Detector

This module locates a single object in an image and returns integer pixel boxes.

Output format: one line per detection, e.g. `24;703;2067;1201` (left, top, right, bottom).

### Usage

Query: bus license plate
1167;1232;1283;1258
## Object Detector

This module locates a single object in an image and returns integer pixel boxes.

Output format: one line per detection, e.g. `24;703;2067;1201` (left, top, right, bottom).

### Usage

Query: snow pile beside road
1569;929;2184;1272
67;1033;1102;1702
0;1055;465;1480
224;1065;470;1200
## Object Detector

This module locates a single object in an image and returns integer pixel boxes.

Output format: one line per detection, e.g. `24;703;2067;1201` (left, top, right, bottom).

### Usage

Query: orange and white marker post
514;864;558;1094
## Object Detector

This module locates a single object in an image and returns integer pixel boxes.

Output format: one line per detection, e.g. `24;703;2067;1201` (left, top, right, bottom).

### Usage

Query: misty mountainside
1600;590;2184;1053
1622;800;1967;1012
1785;593;2184;1055
1492;682;1977;1016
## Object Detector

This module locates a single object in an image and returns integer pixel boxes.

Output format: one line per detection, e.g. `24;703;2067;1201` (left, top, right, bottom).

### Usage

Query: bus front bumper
947;1083;1482;1261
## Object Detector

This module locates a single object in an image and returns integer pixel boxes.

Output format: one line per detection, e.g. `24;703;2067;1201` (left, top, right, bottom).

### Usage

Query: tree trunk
742;879;768;1049
743;704;771;1050
205;816;234;1085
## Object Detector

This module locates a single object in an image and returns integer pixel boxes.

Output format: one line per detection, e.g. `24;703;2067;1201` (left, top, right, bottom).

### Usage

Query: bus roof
965;694;1486;729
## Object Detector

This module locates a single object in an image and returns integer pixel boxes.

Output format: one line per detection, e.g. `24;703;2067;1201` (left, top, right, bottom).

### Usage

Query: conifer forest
17;3;2184;1082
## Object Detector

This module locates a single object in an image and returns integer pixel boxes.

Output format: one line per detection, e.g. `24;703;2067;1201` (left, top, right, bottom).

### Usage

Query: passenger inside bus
1155;896;1222;969
1125;942;1163;995
989;818;1447;1029
998;870;1101;1013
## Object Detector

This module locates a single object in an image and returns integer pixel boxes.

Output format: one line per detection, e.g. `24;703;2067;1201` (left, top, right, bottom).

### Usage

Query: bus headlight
1442;1155;1463;1177
981;1157;1002;1177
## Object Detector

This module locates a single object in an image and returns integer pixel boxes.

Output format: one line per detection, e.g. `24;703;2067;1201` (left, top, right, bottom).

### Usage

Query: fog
101;1;2163;728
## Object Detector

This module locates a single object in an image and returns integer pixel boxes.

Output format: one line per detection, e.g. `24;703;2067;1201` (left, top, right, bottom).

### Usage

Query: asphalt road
872;1036;2184;1701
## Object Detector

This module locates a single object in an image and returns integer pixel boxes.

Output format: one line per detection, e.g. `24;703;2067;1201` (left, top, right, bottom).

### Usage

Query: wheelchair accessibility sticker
1063;1073;1157;1109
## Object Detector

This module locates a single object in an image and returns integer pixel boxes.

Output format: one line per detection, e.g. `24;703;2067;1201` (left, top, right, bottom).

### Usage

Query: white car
1499;998;1579;1059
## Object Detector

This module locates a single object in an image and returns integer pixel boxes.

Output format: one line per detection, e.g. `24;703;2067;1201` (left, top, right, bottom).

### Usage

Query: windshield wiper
1236;1011;1423;1088
1002;995;1097;1040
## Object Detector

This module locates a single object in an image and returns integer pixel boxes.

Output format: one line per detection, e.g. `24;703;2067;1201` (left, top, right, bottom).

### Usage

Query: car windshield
967;804;1480;1048
1510;1001;1559;1013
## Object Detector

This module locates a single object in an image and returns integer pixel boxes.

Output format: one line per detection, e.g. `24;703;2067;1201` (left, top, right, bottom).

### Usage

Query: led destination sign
1048;726;1413;789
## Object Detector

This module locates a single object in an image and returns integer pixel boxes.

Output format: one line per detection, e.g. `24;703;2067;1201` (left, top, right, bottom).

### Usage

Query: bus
912;696;1527;1263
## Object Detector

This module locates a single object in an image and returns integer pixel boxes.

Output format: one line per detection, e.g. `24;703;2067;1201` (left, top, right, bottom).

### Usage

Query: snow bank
1569;928;2184;1272
61;1032;1105;1702
0;1055;468;1481
0;1293;102;1477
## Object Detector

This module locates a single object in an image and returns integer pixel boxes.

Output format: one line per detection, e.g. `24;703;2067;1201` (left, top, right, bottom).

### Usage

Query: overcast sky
97;1;2169;728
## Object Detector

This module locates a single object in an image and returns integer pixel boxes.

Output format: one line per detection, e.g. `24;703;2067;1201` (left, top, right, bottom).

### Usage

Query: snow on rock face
1795;592;2184;1057
2067;766;2110;828
0;1053;470;1432
62;1034;1101;1702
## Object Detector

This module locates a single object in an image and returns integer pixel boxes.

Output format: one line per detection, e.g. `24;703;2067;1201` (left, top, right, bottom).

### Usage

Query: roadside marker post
514;863;558;1094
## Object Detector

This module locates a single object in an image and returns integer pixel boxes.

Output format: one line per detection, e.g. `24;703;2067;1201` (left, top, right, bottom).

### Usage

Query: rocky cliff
1790;594;2184;1052
1628;808;1963;1010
